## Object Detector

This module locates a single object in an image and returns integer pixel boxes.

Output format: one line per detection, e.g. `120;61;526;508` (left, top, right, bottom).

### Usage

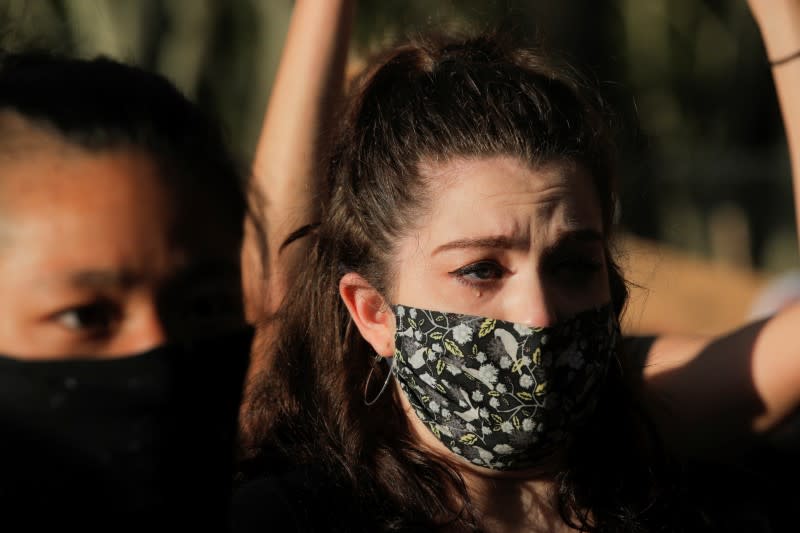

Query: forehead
0;144;175;277
0;138;238;286
418;155;603;240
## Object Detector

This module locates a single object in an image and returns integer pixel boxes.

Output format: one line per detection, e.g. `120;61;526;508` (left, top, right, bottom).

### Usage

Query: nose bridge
513;267;558;328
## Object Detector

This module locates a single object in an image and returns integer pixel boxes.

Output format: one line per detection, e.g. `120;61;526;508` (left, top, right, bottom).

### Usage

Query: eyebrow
433;235;530;255
432;228;603;255
555;229;604;245
68;270;138;290
67;262;241;290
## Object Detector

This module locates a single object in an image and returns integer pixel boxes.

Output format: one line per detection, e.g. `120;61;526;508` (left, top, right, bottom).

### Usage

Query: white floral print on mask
392;304;619;470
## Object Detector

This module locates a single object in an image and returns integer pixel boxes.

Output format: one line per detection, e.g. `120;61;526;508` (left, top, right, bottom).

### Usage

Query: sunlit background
2;0;796;335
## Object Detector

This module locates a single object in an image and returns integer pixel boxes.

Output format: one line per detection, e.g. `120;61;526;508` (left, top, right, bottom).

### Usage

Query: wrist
770;48;800;67
753;12;800;61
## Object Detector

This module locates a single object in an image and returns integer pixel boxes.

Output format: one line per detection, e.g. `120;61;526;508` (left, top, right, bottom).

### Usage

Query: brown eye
451;261;506;284
550;257;603;286
54;301;121;337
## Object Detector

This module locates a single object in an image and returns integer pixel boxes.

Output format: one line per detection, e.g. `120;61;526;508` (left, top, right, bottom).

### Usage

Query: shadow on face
0;119;245;359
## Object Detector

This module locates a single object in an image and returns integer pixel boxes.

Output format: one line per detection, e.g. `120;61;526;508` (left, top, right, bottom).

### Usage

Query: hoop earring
364;355;396;406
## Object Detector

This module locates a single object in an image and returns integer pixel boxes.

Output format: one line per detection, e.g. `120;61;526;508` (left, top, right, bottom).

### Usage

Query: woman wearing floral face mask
242;0;800;458
234;0;800;530
237;32;681;531
237;31;702;533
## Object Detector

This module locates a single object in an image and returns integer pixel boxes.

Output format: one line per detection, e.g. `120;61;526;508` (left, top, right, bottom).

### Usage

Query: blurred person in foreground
0;53;255;530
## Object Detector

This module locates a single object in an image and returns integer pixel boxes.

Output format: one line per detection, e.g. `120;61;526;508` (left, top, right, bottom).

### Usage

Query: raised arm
637;0;800;456
242;0;355;320
635;304;800;455
750;0;800;239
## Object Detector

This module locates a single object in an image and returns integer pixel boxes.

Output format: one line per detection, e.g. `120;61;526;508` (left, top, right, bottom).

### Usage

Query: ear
339;272;395;356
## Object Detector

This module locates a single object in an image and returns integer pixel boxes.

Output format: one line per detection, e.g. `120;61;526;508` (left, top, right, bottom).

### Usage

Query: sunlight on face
391;155;610;327
0;127;244;359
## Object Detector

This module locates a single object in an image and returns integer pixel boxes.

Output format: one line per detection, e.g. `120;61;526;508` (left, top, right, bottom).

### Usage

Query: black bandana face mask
0;327;253;529
392;304;618;471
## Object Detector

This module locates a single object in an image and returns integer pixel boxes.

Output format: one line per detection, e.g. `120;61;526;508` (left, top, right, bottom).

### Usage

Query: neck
464;472;576;533
399;394;580;532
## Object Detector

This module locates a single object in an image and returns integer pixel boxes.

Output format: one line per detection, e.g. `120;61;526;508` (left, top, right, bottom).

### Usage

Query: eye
450;260;507;286
53;301;121;337
549;256;604;286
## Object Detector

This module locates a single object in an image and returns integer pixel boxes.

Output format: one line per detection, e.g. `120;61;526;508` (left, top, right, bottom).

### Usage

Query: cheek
552;267;612;318
572;276;611;307
392;227;495;311
0;258;36;344
389;237;422;302
389;256;431;307
0;286;52;356
0;309;29;352
390;238;452;309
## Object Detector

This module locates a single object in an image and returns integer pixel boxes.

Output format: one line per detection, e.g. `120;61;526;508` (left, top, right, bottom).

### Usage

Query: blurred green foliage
0;0;795;272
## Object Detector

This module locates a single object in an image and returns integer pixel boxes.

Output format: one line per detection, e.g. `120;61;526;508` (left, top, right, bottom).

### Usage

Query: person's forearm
255;0;355;215
640;301;800;456
751;0;800;243
637;2;800;457
245;0;355;316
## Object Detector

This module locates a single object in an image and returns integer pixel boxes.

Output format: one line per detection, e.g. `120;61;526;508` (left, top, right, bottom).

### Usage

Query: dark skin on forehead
0;115;245;360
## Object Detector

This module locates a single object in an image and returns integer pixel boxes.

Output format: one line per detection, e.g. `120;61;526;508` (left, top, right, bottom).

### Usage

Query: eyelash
53;300;122;338
449;260;507;288
450;255;603;290
548;256;604;285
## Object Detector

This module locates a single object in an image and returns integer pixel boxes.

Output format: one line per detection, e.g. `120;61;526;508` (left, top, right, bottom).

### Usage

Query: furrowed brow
68;270;137;290
432;235;530;255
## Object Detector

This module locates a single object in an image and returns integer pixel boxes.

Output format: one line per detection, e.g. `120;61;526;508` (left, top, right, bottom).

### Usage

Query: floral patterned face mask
391;303;619;470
